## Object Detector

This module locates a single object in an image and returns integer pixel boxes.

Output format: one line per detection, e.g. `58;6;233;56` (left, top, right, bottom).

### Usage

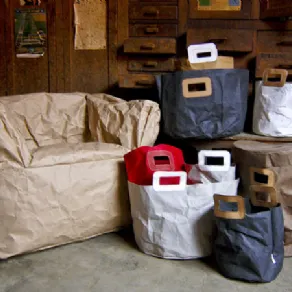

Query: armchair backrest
0;92;89;153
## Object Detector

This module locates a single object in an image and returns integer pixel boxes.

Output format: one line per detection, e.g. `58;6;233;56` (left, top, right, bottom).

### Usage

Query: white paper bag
128;171;239;259
188;150;236;183
253;69;292;137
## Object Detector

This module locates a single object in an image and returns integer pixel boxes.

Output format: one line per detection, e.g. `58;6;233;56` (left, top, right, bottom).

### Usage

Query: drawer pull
277;41;292;46
208;38;228;44
277;64;292;70
144;27;159;34
140;44;156;50
136;79;153;86
143;61;158;68
143;8;159;17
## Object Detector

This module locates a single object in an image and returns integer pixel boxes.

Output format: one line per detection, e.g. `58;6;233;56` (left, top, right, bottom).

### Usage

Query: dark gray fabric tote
213;193;284;283
156;69;249;139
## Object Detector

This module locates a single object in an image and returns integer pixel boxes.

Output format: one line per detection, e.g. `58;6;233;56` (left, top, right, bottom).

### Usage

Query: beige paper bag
177;57;234;71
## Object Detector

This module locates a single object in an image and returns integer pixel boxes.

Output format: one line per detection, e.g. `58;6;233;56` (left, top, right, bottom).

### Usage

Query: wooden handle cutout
250;185;278;208
136;79;153;86
144;27;159;34
143;61;158;68
183;77;212;98
214;195;245;220
143;8;159;16
250;167;275;187
140;44;156;50
263;69;288;87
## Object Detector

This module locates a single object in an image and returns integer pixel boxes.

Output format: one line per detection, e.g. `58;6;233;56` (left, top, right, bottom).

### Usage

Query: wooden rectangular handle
143;61;158;68
182;77;212;98
143;7;159;16
140;44;156;50
250;185;278;208
263;68;288;87
144;27;159;34
214;195;245;220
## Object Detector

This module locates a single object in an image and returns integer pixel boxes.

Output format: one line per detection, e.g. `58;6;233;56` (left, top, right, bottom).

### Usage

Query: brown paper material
0;92;134;259
177;57;234;71
74;0;107;50
233;141;292;257
87;94;161;150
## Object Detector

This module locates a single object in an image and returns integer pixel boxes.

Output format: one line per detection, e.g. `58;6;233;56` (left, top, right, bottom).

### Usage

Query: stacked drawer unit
256;30;292;78
187;1;259;70
119;0;178;88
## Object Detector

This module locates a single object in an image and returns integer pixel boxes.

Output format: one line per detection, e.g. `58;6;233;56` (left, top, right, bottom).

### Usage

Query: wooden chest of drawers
115;0;292;89
118;0;182;88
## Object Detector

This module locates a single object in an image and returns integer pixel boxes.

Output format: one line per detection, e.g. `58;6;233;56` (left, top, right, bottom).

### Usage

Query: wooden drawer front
189;0;253;20
258;31;292;53
128;58;175;72
119;74;156;88
260;0;292;19
129;24;177;37
124;38;176;54
130;0;177;2
129;4;178;20
256;53;292;78
187;29;253;53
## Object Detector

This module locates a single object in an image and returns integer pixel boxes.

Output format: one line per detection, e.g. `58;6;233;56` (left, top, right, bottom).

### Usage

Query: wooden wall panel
5;0;51;95
63;0;108;94
0;0;7;96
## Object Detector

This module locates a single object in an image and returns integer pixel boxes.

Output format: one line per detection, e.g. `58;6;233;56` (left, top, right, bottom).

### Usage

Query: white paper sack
128;173;239;260
253;81;292;137
188;164;236;183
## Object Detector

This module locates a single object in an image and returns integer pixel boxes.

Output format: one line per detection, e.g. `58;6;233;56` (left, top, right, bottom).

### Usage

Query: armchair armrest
0;104;31;166
30;142;129;168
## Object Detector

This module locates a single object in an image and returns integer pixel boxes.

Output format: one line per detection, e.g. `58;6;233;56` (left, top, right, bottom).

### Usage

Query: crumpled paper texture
87;93;161;150
253;81;292;137
0;92;133;259
128;179;239;259
234;140;292;257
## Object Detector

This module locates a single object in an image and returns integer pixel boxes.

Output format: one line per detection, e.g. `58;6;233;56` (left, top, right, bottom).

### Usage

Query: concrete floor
1;230;292;292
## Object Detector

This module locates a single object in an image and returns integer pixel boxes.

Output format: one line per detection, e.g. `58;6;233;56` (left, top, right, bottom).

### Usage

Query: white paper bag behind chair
188;150;236;183
253;68;292;137
128;171;239;260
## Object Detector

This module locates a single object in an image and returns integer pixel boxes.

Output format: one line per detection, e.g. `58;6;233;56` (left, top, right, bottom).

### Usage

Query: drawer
130;0;177;2
129;4;178;20
257;31;292;53
187;29;253;53
260;0;292;19
189;0;255;20
256;53;292;78
124;38;176;54
119;74;156;88
127;58;175;72
129;24;177;37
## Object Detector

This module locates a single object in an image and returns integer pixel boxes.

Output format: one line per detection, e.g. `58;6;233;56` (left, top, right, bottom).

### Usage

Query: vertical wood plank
178;0;188;36
108;0;118;88
63;0;109;93
0;0;7;96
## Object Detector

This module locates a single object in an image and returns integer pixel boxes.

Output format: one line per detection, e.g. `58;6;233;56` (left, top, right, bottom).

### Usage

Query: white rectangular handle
153;171;187;192
198;150;231;172
188;43;218;64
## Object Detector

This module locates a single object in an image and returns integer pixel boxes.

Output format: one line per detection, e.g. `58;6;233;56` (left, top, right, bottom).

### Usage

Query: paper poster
20;0;42;6
14;8;47;58
74;0;107;50
197;0;241;11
